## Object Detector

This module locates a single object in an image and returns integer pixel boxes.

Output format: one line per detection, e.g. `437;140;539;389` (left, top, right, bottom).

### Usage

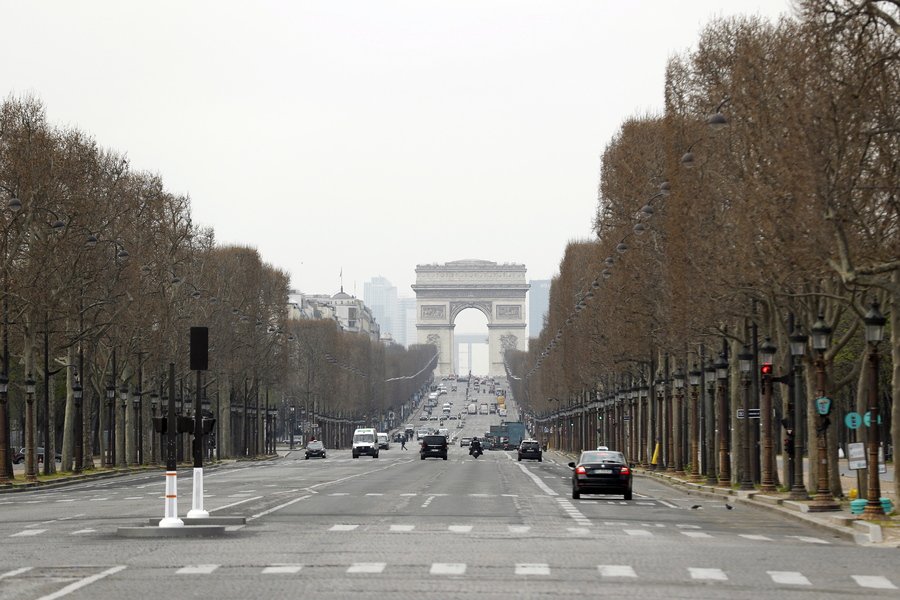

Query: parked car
517;439;542;462
459;437;472;447
569;450;632;500
305;440;326;459
13;447;61;464
420;434;448;460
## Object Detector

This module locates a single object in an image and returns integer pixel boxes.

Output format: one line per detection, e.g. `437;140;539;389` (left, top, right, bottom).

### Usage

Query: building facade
528;279;551;339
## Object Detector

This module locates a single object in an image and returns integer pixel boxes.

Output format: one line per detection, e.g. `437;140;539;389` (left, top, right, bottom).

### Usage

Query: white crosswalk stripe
508;525;530;533
789;535;829;544
515;563;550;575
177;565;219;574
739;534;773;541
852;575;897;590
689;567;727;581
390;524;415;532
681;531;712;538
768;571;811;585
430;563;466;575
330;524;359;531
347;562;385;574
598;565;637;578
262;564;303;574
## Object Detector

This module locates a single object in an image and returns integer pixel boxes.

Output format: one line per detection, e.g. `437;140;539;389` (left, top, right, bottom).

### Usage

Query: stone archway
412;259;529;377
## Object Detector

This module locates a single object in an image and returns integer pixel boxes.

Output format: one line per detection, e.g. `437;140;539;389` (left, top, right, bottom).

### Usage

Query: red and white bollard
159;470;184;527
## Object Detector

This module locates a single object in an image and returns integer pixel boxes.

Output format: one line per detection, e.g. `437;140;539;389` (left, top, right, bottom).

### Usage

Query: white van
438;428;449;440
377;432;390;450
352;428;379;458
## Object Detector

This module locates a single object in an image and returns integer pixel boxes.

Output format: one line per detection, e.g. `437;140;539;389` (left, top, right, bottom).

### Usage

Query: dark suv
420;435;448;460
305;440;326;459
517;439;542;462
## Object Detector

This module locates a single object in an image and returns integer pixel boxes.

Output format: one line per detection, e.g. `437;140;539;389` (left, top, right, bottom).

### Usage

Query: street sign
736;408;760;419
815;396;832;416
862;411;883;427
848;442;866;470
844;412;862;429
623;416;632;421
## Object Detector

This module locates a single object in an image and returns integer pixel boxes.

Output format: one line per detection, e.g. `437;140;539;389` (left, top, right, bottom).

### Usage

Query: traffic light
152;416;167;434
761;363;773;376
202;417;216;436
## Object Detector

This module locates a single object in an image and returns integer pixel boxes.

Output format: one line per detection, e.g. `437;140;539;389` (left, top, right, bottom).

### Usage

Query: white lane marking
55;499;76;503
689;567;727;581
768;571;811;585
657;499;678;508
636;501;655;506
399;493;417;496
468;493;491;497
329;492;349;496
676;524;701;529
0;567;32;579
365;493;383;496
347;562;385;574
790;535;829;545
11;529;46;537
248;494;311;520
681;531;712;538
739;534;772;541
624;529;652;537
516;463;558;496
209;496;263;512
71;529;96;535
421;496;436;508
555;497;591;525
227;493;254;498
430;563;466;575
501;494;519;497
852;575;897;590
330;524;359;531
449;525;473;533
599;565;637;578
262;564;303;574
515;563;550;576
508;525;530;533
177;565;219;574
90;498;109;502
35;565;126;600
568;527;590;535
124;497;142;500
390;525;415;532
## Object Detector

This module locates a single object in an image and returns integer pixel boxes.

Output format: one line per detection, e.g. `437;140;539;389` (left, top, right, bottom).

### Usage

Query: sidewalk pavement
635;463;899;548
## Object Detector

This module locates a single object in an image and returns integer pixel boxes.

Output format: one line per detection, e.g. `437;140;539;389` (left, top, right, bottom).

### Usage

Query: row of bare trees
0;95;434;479
509;1;899;502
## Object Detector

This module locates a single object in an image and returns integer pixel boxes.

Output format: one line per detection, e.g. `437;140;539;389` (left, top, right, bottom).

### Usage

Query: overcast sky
2;1;790;305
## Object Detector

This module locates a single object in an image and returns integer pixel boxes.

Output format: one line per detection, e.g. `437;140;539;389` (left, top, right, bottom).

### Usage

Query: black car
420;435;448;460
569;450;632;500
517;439;542;462
305;440;326;459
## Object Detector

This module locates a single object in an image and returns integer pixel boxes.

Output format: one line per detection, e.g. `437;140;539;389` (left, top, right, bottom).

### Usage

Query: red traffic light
761;363;773;376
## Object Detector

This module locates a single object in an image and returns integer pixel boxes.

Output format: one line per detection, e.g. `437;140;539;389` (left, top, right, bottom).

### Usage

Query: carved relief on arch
449;300;492;323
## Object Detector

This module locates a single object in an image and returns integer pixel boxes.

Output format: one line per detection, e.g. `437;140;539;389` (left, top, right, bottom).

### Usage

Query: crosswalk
1;564;893;589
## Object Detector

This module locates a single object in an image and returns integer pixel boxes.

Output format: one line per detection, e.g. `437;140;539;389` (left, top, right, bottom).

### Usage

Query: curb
636;468;896;546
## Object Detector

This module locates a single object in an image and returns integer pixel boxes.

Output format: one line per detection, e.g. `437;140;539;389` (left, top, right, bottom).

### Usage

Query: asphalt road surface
1;391;897;599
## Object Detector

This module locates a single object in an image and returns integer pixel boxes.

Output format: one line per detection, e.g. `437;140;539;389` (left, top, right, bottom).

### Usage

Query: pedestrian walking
401;435;407;450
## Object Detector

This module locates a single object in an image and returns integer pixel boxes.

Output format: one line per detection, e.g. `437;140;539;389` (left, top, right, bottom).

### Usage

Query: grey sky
2;0;790;306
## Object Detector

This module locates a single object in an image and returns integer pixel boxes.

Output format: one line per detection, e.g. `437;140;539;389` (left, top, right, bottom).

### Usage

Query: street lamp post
0;373;8;483
788;325;809;499
716;352;731;485
738;345;754;491
704;361;718;485
73;381;83;474
150;393;159;464
25;374;36;482
673;368;685;475
289;405;295;450
105;382;115;468
689;366;702;480
809;314;840;511
132;390;141;467
119;384;128;468
861;299;886;520
759;337;777;493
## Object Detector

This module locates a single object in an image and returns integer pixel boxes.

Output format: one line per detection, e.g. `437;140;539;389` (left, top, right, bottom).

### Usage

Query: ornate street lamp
25;374;37;482
673;368;685;475
715;353;731;484
704;360;718;485
150;392;159;464
788;325;809;499
689;365;702;480
119;384;129;468
105;383;116;467
738;345;754;491
861;299;886;520
759;337;777;493
73;381;83;474
0;373;8;483
808;314;839;511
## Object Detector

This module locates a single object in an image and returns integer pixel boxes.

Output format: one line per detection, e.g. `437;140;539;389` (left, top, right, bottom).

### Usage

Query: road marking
768;571;811;585
248;494;311;520
567;527;590;535
790;535;829;545
508;525;530;533
35;565;126;600
598;565;637;578
225;525;245;532
636;501;655;506
390;524;415;532
421;496;436;508
262;564;303;574
515;563;550;576
430;563;466;575
623;529;652;537
11;529;46;537
55;499;76;503
347;562;385;574
676;524;701;529
739;534;772;541
124;497;142;500
468;493;491;497
329;492;349;496
71;529;96;535
0;567;32;580
177;565;219;574
657;499;678;508
689;567;727;581
501;494;519;497
209;496;263;512
330;524;359;531
90;498;109;501
516;463;558;496
365;493;383;496
681;531;712;538
399;493;417;496
852;575;897;590
449;525;473;533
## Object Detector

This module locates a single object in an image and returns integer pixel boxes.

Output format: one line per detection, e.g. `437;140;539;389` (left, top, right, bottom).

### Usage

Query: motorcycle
469;445;483;459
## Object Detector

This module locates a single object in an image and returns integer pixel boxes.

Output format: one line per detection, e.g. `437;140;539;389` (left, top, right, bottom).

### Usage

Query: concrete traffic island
116;524;228;538
147;516;246;526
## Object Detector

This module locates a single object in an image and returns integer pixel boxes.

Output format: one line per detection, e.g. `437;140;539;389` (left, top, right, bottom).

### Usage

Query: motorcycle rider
470;436;482;456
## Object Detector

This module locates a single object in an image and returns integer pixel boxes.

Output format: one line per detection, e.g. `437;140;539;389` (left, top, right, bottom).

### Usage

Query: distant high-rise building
396;297;417;348
528;279;551;339
364;276;398;340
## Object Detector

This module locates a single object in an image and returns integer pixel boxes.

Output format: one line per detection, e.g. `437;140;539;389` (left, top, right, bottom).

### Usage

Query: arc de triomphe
412;259;529;377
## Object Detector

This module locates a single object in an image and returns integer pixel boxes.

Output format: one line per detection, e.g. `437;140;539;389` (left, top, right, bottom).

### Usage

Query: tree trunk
61;347;76;471
891;273;899;504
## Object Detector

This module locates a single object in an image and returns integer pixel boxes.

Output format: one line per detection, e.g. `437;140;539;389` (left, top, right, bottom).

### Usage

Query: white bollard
159;471;184;527
187;467;209;518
